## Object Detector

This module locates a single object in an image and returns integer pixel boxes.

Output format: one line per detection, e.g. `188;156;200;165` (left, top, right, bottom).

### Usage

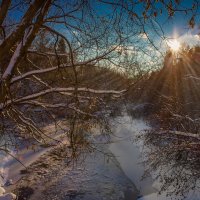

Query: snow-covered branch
0;87;124;110
2;42;23;80
20;100;96;117
184;75;200;81
160;130;200;141
10;49;120;84
15;87;124;102
27;49;68;57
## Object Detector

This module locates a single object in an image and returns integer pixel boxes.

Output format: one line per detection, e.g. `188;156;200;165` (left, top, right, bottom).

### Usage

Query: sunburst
167;39;181;52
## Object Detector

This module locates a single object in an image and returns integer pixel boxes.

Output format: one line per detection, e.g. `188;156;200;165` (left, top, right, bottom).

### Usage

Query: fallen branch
160;130;200;141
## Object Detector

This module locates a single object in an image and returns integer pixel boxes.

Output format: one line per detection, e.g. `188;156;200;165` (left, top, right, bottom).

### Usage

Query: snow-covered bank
0;123;69;187
0;186;16;200
0;117;139;200
10;140;138;200
109;113;200;200
1;109;199;200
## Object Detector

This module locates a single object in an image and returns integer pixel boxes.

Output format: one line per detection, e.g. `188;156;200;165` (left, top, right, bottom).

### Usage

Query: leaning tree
0;0;199;154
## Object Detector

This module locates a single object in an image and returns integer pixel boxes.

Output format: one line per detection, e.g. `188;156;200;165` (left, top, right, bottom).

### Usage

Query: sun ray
167;39;181;52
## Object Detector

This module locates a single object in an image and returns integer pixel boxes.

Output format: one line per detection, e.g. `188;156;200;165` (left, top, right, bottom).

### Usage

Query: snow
137;193;167;200
0;110;199;199
28;49;67;56
11;66;58;83
109;115;154;195
0;187;5;195
0;86;124;110
109;111;200;200
160;130;200;140
2;42;22;79
2;25;34;80
9;57;111;84
0;187;16;200
11;47;129;84
14;87;124;103
184;75;200;81
0;193;16;200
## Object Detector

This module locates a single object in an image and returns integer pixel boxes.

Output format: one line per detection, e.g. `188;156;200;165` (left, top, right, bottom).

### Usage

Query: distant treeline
128;45;200;133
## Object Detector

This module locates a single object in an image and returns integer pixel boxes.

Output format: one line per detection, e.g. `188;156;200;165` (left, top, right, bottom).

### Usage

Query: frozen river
0;113;199;200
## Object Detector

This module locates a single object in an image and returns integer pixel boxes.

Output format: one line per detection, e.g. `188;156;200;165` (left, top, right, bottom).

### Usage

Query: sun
167;39;181;52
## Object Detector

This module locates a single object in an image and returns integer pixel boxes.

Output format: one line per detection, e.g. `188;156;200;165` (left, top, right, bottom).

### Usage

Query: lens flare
167;39;181;52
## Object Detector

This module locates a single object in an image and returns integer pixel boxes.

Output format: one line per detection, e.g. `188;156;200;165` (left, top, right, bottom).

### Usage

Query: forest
0;1;200;200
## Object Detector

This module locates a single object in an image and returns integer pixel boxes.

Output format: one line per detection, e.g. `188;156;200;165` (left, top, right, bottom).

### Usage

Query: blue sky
6;0;199;72
10;1;199;32
9;0;200;48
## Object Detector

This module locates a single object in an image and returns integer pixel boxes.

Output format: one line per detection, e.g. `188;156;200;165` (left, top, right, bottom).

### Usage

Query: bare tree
0;0;131;154
0;0;199;156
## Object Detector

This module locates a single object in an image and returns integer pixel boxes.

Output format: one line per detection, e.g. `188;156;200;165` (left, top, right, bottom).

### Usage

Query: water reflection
66;110;112;160
1;107;200;199
109;115;156;196
110;113;200;200
0;108;113;186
